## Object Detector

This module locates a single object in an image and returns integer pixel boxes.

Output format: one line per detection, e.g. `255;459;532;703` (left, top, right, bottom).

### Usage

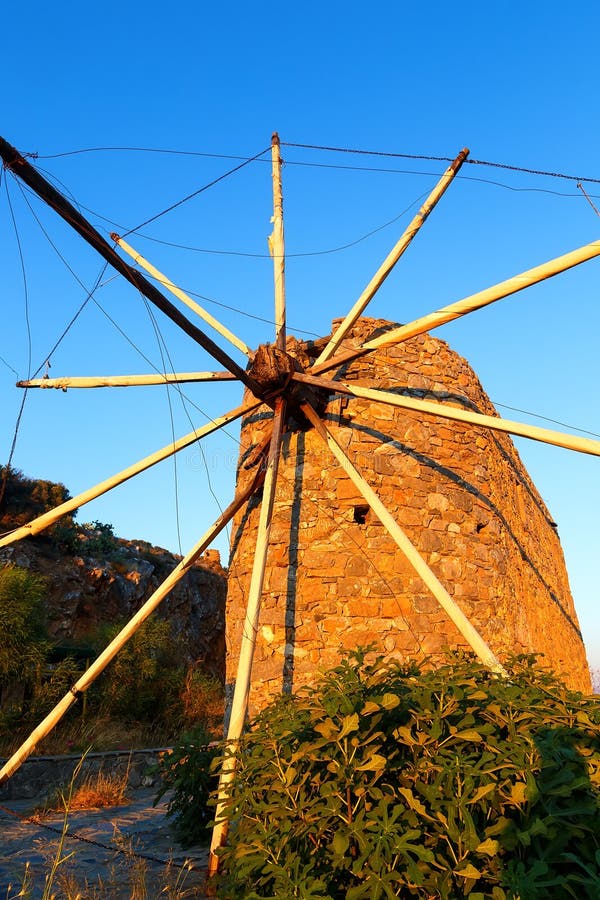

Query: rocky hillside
0;468;227;678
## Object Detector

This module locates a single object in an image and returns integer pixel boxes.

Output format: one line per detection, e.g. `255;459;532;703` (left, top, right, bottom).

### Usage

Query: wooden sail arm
300;400;507;677
18;371;237;389
113;235;252;358
292;373;600;458
0;136;262;397
0;401;260;549
0;468;266;785
315;147;469;366
310;238;600;377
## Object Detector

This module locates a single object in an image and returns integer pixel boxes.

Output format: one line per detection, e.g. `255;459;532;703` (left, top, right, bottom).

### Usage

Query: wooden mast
18;371;236;389
209;139;290;875
113;235;252;357
270;132;286;351
208;400;287;874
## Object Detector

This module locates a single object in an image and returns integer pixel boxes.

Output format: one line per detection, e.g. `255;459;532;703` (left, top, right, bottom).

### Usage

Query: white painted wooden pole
0;401;259;549
18;371;236;389
208;398;287;875
315;148;469;365
293;373;600;458
301;401;508;678
113;235;252;358
270;133;286;351
0;474;264;784
311;238;600;377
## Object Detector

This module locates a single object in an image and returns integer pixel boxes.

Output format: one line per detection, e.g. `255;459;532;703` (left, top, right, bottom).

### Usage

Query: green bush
0;565;85;737
154;724;219;847
214;651;600;899
80;520;119;555
0;564;48;683
53;519;123;558
25;656;82;723
0;465;71;526
93;618;185;726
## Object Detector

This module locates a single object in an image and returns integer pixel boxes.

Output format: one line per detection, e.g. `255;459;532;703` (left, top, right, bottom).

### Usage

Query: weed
9;758;205;899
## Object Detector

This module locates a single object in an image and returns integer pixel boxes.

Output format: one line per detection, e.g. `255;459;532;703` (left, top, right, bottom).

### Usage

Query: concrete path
0;789;209;898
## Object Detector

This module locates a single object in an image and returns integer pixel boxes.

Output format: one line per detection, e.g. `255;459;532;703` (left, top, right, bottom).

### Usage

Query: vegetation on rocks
0;467;225;755
0;465;72;527
0;562;223;755
212;651;600;899
0;563;48;682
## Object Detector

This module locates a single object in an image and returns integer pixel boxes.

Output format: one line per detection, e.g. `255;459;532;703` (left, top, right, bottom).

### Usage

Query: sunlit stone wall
226;318;591;714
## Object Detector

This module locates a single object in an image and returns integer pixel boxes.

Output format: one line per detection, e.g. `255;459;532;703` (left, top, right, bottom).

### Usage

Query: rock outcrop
0;533;226;678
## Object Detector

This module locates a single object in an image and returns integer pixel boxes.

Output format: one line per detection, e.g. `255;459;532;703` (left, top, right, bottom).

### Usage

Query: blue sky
2;2;599;673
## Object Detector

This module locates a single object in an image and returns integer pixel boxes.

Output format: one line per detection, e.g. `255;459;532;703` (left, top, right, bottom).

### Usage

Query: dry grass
9;852;204;899
68;768;130;810
11;759;205;899
39;763;131;816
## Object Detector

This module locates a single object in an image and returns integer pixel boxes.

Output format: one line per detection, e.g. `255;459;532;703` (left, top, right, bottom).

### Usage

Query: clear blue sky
2;2;599;674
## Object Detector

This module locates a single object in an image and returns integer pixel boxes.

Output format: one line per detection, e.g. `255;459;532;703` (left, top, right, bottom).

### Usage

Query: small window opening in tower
353;504;369;525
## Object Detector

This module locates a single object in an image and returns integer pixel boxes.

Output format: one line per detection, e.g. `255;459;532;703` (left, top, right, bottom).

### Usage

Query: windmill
0;135;598;871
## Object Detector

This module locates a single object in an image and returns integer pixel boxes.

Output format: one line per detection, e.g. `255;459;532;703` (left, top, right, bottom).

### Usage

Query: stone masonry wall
0;749;166;802
226;318;590;713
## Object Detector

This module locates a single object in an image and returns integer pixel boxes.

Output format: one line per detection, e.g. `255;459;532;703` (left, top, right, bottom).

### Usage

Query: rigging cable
0;176;32;508
14;179;110;377
28;142;600;187
131;282;242;566
0;355;19;378
128;188;432;259
17;161;596;262
120;146;271;238
577;182;600;218
280;141;600;186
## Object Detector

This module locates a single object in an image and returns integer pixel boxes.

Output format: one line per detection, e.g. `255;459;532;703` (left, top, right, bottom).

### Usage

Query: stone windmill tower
226;317;591;716
0;135;598;869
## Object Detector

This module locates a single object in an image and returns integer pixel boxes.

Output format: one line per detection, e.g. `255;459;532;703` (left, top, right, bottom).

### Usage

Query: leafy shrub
53;519;123;558
214;651;600;899
0;563;48;683
0;465;71;526
0;565;86;739
154;724;219;847
93;618;185;726
50;519;84;554
26;656;82;723
91;619;224;737
180;667;224;735
80;520;119;555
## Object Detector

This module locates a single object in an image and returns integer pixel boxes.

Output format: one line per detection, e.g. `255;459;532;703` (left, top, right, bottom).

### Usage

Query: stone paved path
0;789;209;898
